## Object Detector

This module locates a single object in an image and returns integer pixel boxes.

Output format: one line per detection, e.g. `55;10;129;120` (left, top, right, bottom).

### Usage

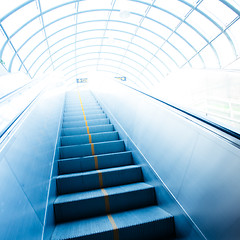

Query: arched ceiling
0;0;240;88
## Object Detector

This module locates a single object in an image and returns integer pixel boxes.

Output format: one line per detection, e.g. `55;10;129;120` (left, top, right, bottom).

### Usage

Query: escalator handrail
0;89;44;139
117;81;240;140
0;81;33;103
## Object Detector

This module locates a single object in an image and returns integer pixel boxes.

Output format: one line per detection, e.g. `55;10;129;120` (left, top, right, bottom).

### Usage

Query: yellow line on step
78;90;119;240
78;92;92;143
108;214;119;240
101;188;110;213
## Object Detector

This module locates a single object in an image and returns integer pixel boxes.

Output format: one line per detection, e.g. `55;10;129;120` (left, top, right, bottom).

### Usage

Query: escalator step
59;140;125;159
58;151;133;175
60;131;119;146
51;206;175;240
54;182;156;222
63;113;107;122
56;165;143;195
62;118;110;128
61;124;114;137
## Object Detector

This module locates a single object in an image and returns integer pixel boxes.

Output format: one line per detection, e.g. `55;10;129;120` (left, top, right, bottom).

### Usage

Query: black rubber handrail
0;89;44;139
118;81;240;140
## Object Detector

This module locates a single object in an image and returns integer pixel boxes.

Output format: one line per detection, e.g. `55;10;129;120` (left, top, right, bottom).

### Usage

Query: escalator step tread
51;206;174;240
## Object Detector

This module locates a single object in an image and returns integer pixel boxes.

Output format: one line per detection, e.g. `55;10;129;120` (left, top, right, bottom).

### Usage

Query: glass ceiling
0;0;240;88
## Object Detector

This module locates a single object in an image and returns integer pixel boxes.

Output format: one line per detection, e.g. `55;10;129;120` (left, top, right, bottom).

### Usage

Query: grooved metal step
59;140;125;159
51;206;175;240
61;124;114;137
54;182;156;223
56;165;143;195
58;151;133;175
62;118;110;128
63;113;107;122
60;131;119;146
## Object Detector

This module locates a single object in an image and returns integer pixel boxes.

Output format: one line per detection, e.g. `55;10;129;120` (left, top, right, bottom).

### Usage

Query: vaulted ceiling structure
0;0;240;88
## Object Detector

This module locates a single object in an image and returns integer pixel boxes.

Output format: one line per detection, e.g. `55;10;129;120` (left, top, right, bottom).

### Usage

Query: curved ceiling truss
0;0;240;88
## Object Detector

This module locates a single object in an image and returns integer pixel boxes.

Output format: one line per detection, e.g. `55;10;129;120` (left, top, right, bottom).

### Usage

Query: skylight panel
0;29;7;51
124;51;148;66
101;45;126;56
186;10;221;41
110;11;142;25
79;0;112;11
100;52;123;63
189;54;205;68
141;18;172;39
18;30;46;60
154;0;191;19
77;10;109;23
40;0;72;11
49;36;75;54
105;30;133;43
32;59;54;77
77;21;107;32
76;46;101;55
1;1;39;36
128;43;153;60
10;56;22;73
107;21;137;34
148;7;181;29
154;50;177;72
200;45;220;68
114;0;148;16
183;0;199;6
146;62;167;78
212;34;236;67
161;43;186;67
79;38;103;47
1;43;15;68
24;41;48;68
224;0;240;12
28;52;50;75
105;38;130;50
43;62;54;74
168;33;196;59
176;23;206;51
141;68;157;84
45;16;75;36
122;57;143;70
198;0;237;28
0;0;29;19
61;61;76;72
43;4;75;25
132;37;158;53
54;51;75;66
225;57;240;70
76;30;103;40
51;45;75;62
10;18;42;50
47;26;75;46
118;62;139;76
100;59;120;68
228;19;240;55
151;56;171;73
82;52;100;60
136;28;165;46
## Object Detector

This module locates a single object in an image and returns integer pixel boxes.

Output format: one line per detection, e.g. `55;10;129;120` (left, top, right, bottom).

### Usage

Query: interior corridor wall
91;80;240;240
0;89;64;239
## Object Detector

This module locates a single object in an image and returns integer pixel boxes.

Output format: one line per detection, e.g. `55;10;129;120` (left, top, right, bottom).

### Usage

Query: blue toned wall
91;80;240;240
0;89;64;240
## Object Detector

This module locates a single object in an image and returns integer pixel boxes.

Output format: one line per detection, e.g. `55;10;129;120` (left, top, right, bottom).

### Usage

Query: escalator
51;89;175;240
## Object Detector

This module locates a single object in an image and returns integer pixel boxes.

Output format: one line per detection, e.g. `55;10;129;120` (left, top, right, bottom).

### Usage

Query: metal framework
0;0;239;88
